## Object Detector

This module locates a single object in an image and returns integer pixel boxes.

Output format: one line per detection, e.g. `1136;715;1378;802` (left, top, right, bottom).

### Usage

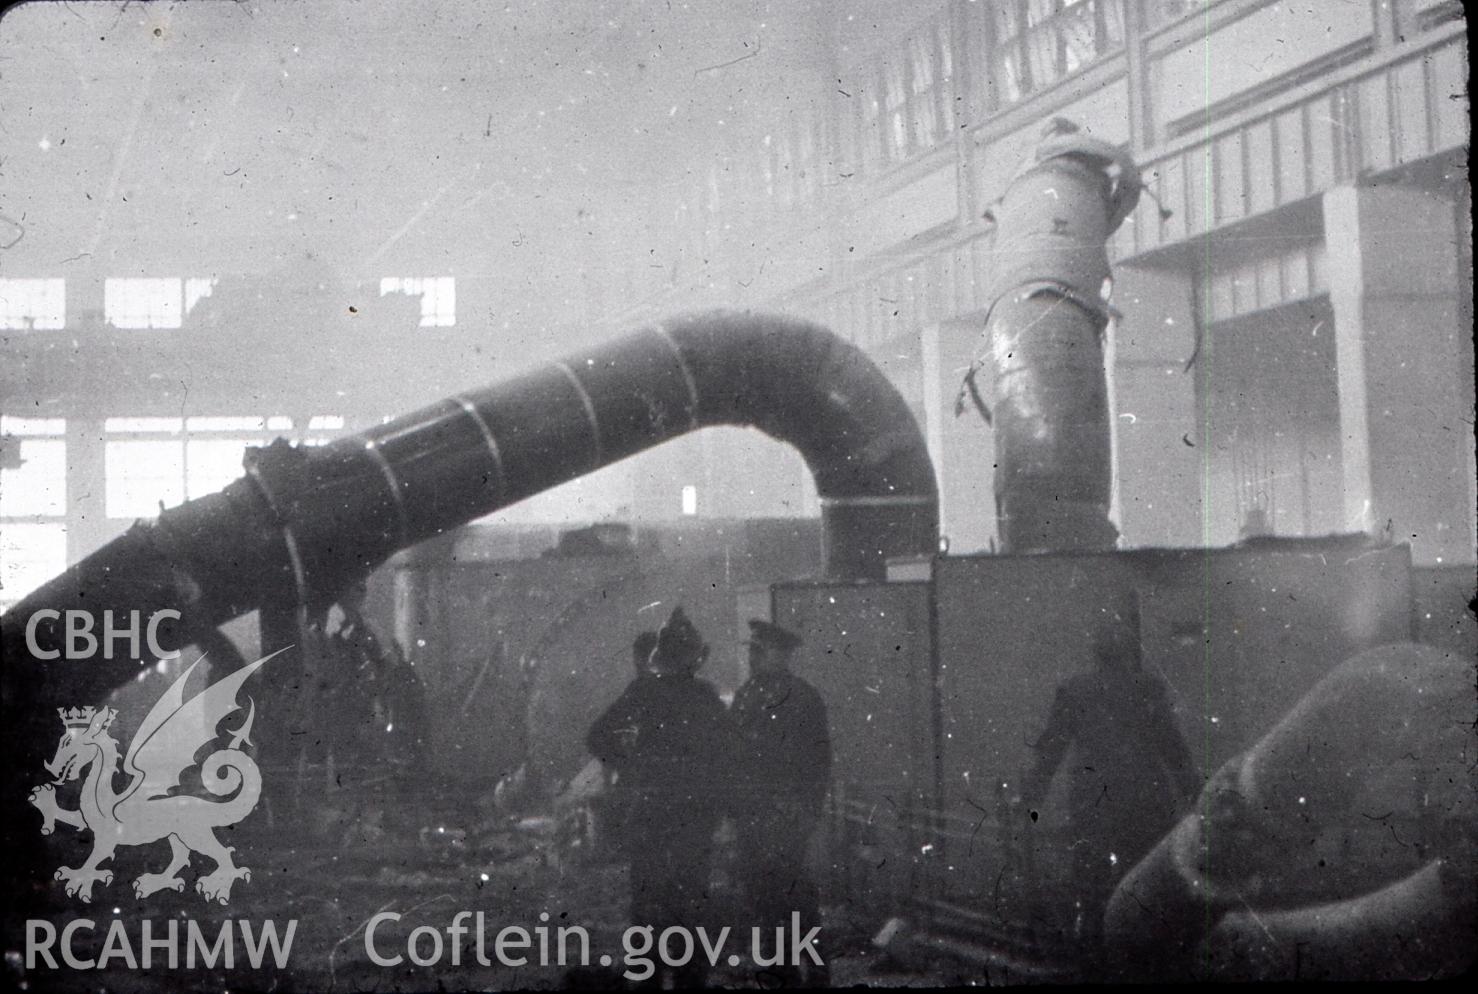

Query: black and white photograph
0;0;1472;988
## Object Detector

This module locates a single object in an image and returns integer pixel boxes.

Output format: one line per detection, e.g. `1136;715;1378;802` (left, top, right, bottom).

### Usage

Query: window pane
1;522;67;609
1060;3;1098;73
186;439;255;498
104;416;184;433
1028;0;1062;27
1144;0;1208;32
184;276;218;315
909;35;934;94
185;416;266;432
1026;24;1061;89
0;416;65;435
106;440;184;517
995;1;1023;38
380;276;457;327
0;277;66;330
0;438;66;516
1102;0;1125;46
105;278;183;329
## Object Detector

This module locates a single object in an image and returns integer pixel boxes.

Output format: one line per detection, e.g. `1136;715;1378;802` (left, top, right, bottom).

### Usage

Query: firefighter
731;619;833;987
586;608;725;988
1021;606;1200;956
325;579;427;789
584;630;659;855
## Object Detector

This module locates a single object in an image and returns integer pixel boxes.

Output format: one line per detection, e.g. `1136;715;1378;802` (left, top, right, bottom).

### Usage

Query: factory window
859;76;887;174
882;61;910;161
185;277;218;314
907;21;955;151
847;12;957;174
102;415;339;518
761;132;794;207
106;440;186;517
794;117;821;203
703;161;725;217
0;432;66;517
1198;300;1342;544
0;417;67;611
380;276;456;327
992;0;1124;106
105;278;182;329
103;277;218;329
0;522;67;612
0;278;66;330
1206;244;1327;322
681;485;698;516
762;115;823;207
1140;0;1210;32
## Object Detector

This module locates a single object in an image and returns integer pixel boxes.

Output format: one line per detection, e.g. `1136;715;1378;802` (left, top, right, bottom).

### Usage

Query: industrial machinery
0;309;938;895
959;117;1142;554
2;123;1467;981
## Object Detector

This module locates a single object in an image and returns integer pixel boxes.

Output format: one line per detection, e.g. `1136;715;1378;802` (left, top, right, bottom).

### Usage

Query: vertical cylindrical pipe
971;120;1141;553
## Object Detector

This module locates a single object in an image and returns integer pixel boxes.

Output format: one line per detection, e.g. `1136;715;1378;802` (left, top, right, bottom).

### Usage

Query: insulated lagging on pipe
2;309;938;689
961;118;1142;554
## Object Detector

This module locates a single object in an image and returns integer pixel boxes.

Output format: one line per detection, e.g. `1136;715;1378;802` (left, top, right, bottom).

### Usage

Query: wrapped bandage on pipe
959;117;1143;554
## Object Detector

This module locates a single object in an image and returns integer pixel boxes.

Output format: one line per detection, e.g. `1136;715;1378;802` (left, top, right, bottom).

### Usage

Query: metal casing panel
771;580;936;912
930;538;1414;910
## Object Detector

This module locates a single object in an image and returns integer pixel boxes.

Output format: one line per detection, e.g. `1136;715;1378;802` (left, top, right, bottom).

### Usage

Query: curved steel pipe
964;118;1141;553
3;310;938;677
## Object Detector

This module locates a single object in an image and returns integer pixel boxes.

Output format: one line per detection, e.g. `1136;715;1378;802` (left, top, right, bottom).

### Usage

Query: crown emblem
57;706;109;729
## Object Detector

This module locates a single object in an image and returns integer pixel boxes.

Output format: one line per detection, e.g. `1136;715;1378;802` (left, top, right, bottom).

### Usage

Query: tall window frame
844;11;958;176
0;278;66;330
102;414;341;520
990;0;1125;107
0;416;67;611
379;276;456;328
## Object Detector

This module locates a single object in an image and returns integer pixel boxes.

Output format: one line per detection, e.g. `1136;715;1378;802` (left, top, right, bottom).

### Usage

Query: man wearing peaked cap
731;618;832;987
744;619;804;654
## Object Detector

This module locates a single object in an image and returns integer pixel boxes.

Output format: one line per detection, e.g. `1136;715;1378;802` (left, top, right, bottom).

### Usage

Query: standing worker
1021;604;1200;958
584;630;659;855
732;619;833;988
586;608;725;988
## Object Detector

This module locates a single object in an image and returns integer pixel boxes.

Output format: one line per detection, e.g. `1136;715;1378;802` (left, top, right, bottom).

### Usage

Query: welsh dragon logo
29;651;280;905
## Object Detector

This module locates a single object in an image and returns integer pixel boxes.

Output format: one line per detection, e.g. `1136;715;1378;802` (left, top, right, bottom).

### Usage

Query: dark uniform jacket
730;669;832;821
1027;657;1199;864
586;672;727;817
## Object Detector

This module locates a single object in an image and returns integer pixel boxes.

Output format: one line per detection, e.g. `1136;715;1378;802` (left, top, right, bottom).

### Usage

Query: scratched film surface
0;1;1473;989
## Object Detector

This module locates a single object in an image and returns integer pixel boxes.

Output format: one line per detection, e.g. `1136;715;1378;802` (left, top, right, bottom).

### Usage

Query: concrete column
1322;184;1473;565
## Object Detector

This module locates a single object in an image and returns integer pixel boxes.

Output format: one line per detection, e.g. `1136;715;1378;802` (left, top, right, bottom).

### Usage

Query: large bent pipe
3;310;938;679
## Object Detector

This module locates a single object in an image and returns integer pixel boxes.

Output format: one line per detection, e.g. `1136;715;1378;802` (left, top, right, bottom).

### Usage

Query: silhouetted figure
585;608;724;989
584;631;658;856
731;619;833;988
321;580;427;796
1021;609;1199;955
